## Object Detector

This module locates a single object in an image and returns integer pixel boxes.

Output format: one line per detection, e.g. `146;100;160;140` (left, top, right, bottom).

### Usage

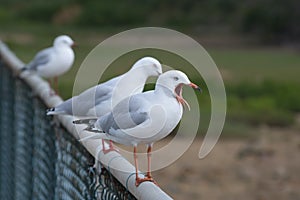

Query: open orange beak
189;83;202;93
71;42;78;48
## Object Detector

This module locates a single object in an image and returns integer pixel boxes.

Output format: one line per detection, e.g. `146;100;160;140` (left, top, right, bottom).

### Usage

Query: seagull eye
174;77;179;81
61;40;69;44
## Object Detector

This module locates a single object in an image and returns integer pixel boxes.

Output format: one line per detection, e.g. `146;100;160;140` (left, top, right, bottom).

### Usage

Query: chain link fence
0;42;172;200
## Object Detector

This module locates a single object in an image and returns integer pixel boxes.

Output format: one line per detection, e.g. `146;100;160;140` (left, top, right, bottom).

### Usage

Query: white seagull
21;35;75;94
75;70;201;186
47;57;163;151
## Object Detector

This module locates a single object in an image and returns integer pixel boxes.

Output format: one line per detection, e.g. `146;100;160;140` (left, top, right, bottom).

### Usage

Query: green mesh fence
0;57;137;199
0;60;16;200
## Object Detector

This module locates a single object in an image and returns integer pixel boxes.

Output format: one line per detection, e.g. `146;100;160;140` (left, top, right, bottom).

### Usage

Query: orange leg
146;144;153;178
134;146;139;185
102;139;118;154
135;144;157;187
146;144;158;185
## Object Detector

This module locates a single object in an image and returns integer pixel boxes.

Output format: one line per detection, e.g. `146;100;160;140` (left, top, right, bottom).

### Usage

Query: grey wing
50;75;121;116
77;75;121;107
98;96;150;133
25;47;52;71
53;83;114;116
94;82;115;105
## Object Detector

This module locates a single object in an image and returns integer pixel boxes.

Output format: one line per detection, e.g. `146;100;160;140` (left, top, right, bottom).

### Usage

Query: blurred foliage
227;81;299;127
238;0;300;43
0;0;299;43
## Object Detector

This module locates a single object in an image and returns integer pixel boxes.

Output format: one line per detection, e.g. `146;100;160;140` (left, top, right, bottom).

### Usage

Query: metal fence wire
0;42;173;200
0;57;136;200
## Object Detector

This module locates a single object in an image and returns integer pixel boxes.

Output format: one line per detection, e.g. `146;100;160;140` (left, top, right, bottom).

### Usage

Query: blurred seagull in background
21;35;76;94
47;57;163;152
75;70;201;186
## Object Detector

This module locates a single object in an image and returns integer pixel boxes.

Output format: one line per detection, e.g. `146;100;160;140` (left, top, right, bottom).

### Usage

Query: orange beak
71;42;78;48
189;83;202;93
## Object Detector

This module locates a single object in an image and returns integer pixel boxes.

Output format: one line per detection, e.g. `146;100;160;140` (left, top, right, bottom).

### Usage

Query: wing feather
25;47;52;71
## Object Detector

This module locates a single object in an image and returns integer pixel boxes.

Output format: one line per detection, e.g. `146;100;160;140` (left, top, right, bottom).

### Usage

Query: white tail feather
47;110;65;115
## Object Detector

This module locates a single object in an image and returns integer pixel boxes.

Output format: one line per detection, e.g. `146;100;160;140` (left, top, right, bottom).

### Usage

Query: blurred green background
1;0;299;137
1;0;300;199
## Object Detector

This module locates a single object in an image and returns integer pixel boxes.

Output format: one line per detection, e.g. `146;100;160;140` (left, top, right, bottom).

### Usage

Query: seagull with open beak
76;70;202;186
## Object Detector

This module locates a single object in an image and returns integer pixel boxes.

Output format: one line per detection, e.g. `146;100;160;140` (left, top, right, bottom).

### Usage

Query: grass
209;48;300;83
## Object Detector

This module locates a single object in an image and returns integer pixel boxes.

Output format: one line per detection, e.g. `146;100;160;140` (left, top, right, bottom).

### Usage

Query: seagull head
156;70;201;110
53;35;76;48
131;57;162;77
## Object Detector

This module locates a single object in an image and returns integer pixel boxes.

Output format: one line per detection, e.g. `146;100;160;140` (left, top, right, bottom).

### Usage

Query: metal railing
0;41;172;200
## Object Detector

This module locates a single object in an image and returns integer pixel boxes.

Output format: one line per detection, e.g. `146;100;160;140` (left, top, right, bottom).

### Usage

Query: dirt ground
152;128;300;200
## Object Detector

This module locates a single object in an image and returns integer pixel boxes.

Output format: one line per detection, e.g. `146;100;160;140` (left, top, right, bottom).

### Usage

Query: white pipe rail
0;41;173;200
